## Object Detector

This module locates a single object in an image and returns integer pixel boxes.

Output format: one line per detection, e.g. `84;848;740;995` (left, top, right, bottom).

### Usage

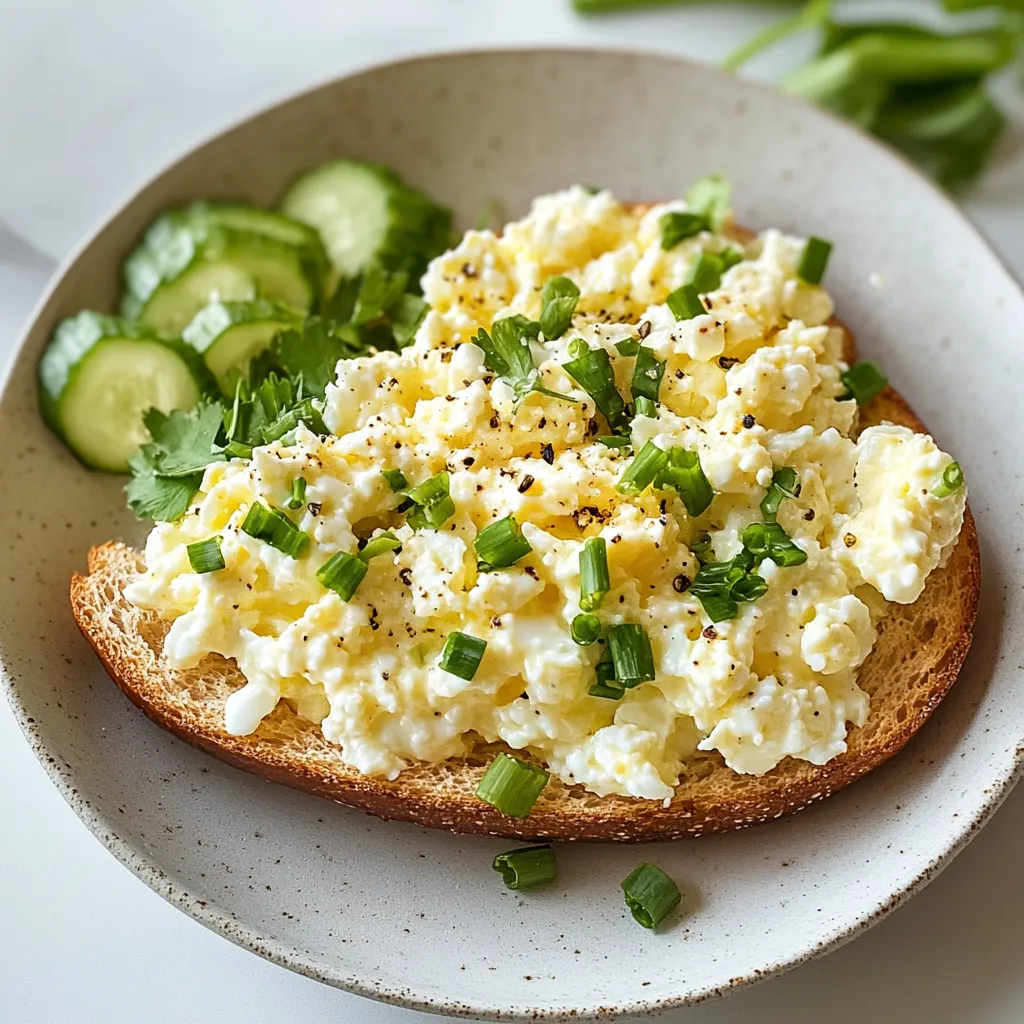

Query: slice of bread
70;384;979;842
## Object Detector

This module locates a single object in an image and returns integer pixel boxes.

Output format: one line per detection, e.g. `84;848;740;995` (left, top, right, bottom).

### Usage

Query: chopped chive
659;210;709;250
615;337;641;357
439;631;487;680
621;863;681;929
493;845;557;890
539;275;581;341
933;461;965;498
476;753;549;817
797;236;833;285
631;346;665;407
720;246;744;271
656;448;714;517
571;613;602;646
597;435;632;449
760;467;801;522
840;361;888;404
616;440;668;496
666;283;707;321
405;471;456;530
240;502;310;558
690;555;768;622
731;573;768;602
476;515;533;571
186;536;225;574
579;537;610;612
285;476;307;510
589;647;624;699
690;532;714;564
563;344;628;432
607;623;656;687
316;550;368;601
383;468;408;491
358;530;402;562
687;252;724;294
696;592;739;622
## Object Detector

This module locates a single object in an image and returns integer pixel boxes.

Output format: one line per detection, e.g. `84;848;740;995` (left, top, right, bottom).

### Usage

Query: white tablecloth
3;2;1023;1021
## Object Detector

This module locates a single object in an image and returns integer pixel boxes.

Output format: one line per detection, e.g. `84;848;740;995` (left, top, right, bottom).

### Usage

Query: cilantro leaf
475;315;577;411
272;317;349;400
139;401;226;478
125;457;202;522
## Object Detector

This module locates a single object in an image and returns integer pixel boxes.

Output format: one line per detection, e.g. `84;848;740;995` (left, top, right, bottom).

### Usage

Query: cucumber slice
279;159;452;281
148;202;329;275
183;299;301;393
38;311;203;472
122;222;321;336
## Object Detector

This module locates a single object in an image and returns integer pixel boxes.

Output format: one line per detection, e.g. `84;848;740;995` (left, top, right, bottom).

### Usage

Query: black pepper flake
719;356;739;370
674;369;685;380
638;320;652;340
491;616;502;628
524;565;539;579
844;533;857;547
307;502;323;516
398;568;413;586
703;625;717;640
518;474;536;493
463;456;475;467
538;417;547;428
541;443;555;465
791;588;798;596
489;415;500;429
673;574;691;593
803;508;816;521
742;414;756;429
461;262;477;277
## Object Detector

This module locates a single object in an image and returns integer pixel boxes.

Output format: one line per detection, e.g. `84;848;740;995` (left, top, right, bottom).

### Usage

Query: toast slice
70;382;980;842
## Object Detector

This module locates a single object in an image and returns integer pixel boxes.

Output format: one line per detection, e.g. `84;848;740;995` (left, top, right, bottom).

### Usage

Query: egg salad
124;184;967;802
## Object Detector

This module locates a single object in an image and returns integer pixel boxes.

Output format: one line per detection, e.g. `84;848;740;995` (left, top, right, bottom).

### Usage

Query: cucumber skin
38;311;213;455
120;220;324;327
181;299;301;355
279;159;453;284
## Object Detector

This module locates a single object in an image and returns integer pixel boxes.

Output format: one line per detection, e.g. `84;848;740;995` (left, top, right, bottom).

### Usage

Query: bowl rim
3;43;1023;1022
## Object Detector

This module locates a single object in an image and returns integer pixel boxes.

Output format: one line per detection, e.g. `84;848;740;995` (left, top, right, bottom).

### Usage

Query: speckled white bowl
2;49;1022;1022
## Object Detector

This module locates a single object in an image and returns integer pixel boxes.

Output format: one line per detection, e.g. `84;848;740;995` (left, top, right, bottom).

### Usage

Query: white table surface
3;2;1024;1021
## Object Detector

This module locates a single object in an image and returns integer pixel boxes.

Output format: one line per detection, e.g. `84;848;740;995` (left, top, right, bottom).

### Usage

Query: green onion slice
571;613;602;646
285;476;307;510
492;845;557;890
759;467;801;522
476;753;549;817
666;283;707;321
597;435;632;449
687;252;724;294
615;337;641;357
476;515;533;571
621;863;682;929
589;647;624;699
439;631;487;680
686;174;732;232
383;468;409;491
240;502;310;559
690;555;768;622
187;536;225;574
563;344;628;432
633;396;657;419
607;623;656;687
539;275;581;341
631;346;665;407
933;461;965;498
359;530;402;562
579;536;610;611
316;551;368;601
659;210;709;250
797;236;833;285
405;471;456;530
839;361;888;404
616;440;668;496
742;522;808;567
656;448;714;517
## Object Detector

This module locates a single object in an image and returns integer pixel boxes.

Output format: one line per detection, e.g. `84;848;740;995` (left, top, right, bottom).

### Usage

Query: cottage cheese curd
125;186;966;801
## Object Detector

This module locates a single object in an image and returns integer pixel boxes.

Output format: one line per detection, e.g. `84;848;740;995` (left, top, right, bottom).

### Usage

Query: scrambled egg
125;186;967;801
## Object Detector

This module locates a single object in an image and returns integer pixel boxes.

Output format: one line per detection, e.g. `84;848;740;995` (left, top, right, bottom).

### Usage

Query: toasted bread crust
70;381;980;842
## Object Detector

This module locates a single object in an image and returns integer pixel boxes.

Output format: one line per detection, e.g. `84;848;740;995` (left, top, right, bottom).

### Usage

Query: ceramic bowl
2;48;1021;1022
